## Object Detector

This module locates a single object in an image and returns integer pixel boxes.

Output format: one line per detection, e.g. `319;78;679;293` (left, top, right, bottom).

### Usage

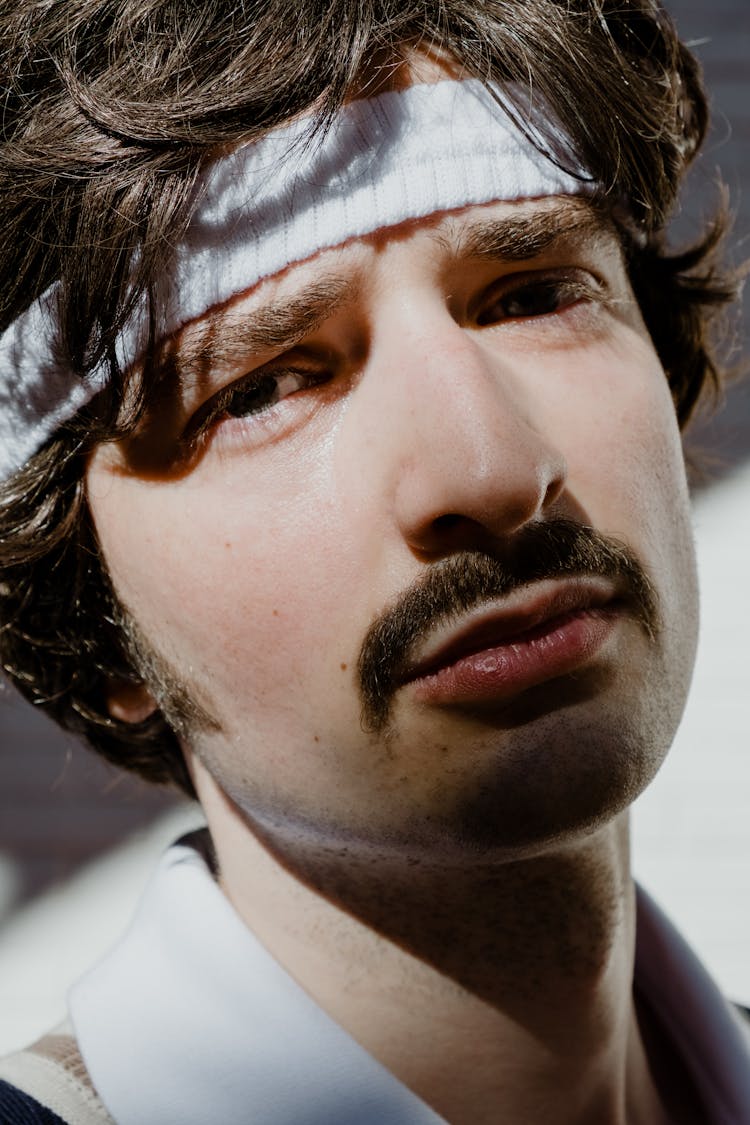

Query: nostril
542;464;567;511
431;513;465;535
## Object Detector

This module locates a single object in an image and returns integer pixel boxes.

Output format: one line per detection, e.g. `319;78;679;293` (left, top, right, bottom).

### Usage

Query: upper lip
401;576;622;683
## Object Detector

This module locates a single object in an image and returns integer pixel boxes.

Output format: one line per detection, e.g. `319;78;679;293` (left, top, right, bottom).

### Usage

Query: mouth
400;577;625;708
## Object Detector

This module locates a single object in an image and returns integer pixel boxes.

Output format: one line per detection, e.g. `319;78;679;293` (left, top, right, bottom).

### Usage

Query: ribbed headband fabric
0;79;593;481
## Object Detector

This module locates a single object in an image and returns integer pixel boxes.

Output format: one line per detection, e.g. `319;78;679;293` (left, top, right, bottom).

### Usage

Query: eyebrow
455;199;611;263
168;199;610;395
172;277;353;392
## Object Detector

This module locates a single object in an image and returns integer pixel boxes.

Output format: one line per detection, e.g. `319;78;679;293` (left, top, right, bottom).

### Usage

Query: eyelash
185;365;331;452
187;272;603;449
476;272;602;326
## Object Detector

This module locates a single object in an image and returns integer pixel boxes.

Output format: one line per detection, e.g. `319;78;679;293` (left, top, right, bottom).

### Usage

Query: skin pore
87;190;702;1122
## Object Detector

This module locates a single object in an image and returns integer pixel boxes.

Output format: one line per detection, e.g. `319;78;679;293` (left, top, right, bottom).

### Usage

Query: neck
200;781;672;1125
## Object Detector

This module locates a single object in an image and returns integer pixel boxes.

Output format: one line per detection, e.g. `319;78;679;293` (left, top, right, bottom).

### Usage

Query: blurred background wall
1;0;748;1052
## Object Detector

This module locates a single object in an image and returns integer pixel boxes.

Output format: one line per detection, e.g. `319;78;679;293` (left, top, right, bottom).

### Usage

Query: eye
222;369;314;418
186;365;330;450
476;275;598;326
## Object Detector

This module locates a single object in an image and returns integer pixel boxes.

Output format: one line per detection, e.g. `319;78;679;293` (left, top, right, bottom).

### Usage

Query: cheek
549;333;698;644
553;329;688;522
87;454;366;718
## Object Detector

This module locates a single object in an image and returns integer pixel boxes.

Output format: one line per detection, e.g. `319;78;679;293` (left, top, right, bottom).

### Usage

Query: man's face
87;195;699;863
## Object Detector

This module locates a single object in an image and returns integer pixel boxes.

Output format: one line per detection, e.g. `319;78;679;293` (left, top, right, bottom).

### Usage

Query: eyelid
182;354;332;455
472;267;609;321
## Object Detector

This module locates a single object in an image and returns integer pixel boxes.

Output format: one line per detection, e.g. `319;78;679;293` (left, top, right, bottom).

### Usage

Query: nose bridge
346;293;567;548
399;312;520;465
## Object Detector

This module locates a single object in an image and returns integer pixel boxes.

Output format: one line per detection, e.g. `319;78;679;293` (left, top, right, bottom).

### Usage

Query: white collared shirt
69;834;750;1124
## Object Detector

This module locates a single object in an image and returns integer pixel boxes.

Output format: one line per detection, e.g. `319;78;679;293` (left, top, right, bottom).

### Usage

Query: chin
385;687;681;861
381;626;695;858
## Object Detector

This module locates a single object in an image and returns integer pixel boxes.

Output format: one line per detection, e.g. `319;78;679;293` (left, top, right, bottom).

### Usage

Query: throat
215;811;673;1125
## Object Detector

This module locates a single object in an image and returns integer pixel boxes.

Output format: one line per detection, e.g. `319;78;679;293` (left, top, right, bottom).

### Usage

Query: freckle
340;663;348;671
224;542;232;549
272;609;279;617
313;735;320;743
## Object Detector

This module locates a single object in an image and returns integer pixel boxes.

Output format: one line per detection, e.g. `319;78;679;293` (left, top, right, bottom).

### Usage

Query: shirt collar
69;833;444;1125
634;883;750;1122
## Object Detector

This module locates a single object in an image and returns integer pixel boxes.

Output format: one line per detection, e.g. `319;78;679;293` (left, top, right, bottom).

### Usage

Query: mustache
357;518;659;733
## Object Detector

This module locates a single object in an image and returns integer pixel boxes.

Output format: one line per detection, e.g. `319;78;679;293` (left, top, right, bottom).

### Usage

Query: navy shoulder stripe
0;1079;68;1124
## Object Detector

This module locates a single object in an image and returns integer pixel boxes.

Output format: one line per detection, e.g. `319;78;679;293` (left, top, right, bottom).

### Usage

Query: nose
352;302;567;558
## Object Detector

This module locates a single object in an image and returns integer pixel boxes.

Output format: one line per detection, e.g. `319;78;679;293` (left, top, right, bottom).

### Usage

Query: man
0;0;748;1121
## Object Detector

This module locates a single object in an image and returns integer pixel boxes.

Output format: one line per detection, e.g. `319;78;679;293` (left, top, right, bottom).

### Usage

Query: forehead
150;76;595;352
166;195;614;380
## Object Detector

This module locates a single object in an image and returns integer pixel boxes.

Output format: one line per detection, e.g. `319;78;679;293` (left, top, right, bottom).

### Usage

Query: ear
104;678;159;725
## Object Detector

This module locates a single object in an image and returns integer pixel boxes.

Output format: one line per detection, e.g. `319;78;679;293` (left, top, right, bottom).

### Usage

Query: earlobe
105;678;159;725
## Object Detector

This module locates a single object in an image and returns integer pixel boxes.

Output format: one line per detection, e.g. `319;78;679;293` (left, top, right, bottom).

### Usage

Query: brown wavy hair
0;0;738;796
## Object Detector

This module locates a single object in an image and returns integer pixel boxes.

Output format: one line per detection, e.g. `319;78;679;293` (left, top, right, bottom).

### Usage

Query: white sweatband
0;79;593;481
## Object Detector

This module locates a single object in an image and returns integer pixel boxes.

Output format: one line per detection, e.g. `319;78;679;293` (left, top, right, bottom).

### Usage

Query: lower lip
409;608;620;708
